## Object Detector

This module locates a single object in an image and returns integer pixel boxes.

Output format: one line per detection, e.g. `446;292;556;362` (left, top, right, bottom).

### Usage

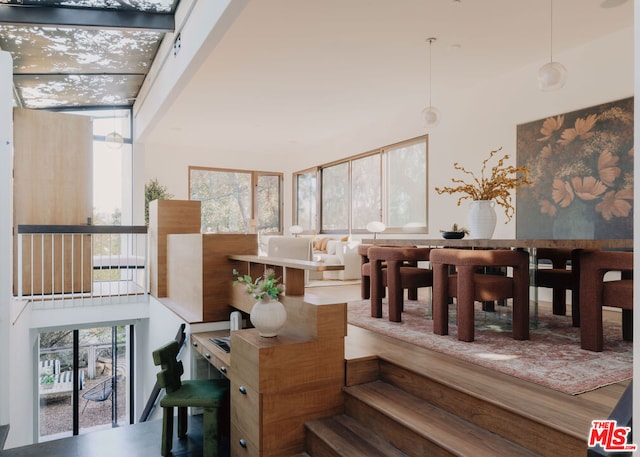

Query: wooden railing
16;225;147;303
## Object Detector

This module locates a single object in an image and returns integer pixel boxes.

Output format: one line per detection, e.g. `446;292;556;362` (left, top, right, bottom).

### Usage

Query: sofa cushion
326;239;339;255
313;237;330;253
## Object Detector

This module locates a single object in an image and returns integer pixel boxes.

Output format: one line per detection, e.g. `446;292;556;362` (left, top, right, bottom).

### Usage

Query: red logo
588;420;637;452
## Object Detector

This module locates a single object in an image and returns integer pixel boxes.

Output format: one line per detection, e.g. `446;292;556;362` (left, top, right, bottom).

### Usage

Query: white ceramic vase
250;297;287;337
468;200;497;239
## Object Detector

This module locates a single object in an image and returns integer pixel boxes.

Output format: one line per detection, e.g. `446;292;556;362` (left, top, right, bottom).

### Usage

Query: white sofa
264;236;360;281
311;238;360;281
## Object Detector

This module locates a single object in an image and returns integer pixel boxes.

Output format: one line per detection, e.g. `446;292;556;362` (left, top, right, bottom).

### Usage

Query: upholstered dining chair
578;250;633;352
368;246;432;322
430;248;530;342
536;247;580;327
152;340;229;457
358;244;377;300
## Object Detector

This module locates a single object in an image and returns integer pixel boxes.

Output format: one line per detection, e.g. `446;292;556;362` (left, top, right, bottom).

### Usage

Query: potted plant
40;372;55;389
144;178;174;225
435;147;531;238
233;268;287;337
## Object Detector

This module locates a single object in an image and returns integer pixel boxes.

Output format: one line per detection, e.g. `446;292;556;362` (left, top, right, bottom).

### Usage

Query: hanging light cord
427;38;435;108
549;0;554;62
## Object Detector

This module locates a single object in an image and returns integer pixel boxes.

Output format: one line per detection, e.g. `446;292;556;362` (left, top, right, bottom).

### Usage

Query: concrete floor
0;415;230;457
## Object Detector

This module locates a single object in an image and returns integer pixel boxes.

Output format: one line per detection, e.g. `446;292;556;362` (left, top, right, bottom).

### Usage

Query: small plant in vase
233;268;287;337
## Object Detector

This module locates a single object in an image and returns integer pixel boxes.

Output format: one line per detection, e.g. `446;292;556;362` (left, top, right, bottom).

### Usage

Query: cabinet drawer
231;379;259;449
191;336;231;377
230;422;259;457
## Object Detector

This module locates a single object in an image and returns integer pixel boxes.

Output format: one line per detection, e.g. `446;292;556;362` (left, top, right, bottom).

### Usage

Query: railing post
17;233;22;299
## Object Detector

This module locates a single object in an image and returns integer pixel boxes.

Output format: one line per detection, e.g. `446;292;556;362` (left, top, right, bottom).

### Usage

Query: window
321;162;349;232
294;136;427;234
65;108;133;226
189;167;283;234
351;154;381;230
293;169;317;233
386;138;427;229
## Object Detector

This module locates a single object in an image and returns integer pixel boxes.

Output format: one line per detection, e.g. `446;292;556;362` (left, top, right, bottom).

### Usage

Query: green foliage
233;268;284;300
144;178;174;225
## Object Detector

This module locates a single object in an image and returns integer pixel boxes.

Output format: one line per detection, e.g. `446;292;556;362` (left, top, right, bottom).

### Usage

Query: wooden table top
228;254;345;271
362;238;633;250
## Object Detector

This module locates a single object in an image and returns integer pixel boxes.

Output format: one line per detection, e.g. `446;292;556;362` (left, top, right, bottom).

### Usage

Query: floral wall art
516;97;633;239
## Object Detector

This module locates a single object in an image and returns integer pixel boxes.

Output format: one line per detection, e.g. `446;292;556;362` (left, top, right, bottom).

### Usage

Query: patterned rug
347;299;632;395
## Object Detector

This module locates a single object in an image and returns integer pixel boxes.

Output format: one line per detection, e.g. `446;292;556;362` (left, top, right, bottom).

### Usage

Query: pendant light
538;0;567;91
105;111;124;149
421;37;441;129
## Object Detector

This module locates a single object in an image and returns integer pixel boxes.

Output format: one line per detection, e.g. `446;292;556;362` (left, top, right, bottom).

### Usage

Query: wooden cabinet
148;199;201;298
165;233;258;322
193;291;346;457
190;331;231;378
229;327;345;457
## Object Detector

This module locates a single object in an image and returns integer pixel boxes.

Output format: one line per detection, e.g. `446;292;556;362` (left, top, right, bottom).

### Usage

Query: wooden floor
3;282;628;457
306;282;630;443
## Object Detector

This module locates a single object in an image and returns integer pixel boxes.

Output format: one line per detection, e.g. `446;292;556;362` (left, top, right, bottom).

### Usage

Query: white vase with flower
468;200;497;239
435;147;532;238
233;268;287;337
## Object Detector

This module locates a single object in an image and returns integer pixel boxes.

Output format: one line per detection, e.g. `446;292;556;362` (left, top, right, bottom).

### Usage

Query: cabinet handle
192;342;198;347
220;366;227;373
239;438;247;448
239;386;247;395
205;353;211;359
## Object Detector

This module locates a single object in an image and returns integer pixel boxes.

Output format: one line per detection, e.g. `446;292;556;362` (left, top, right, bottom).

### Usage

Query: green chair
152;340;229;457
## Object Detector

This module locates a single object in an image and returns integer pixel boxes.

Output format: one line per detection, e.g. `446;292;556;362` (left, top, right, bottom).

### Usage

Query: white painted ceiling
144;0;634;160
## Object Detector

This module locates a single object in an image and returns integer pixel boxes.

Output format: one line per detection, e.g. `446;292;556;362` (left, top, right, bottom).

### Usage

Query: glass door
38;325;131;441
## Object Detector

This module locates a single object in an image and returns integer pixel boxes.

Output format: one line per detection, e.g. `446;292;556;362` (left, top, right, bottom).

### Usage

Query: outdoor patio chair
578;249;633;352
430;248;530;342
152;340;229;457
81;376;113;413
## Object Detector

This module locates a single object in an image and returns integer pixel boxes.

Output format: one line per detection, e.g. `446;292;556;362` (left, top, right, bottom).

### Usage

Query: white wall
141;27;633;238
429;27;633;239
5;302;149;449
0;51;12;430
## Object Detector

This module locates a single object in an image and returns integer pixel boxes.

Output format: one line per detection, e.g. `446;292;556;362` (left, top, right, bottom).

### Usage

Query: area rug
347;299;632;395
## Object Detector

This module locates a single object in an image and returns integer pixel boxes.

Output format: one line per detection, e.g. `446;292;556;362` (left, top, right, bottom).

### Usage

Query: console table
229;254;344;296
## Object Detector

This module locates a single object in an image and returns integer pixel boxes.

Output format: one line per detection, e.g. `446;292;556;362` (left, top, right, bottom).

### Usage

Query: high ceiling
144;0;634;158
0;0;179;109
0;0;634;156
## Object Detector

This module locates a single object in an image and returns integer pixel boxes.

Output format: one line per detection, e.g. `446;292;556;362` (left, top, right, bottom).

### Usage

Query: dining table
361;238;633;325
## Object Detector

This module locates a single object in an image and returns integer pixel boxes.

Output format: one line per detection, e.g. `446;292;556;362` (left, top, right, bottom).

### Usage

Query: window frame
292;166;319;235
293;135;428;235
188;166;284;234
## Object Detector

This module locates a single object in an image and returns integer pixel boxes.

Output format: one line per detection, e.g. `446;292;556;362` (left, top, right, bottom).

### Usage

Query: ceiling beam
0;5;174;32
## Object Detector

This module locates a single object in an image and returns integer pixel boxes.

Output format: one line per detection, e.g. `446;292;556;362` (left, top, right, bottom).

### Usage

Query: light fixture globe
289;225;303;237
105;131;124;149
422;106;441;129
537;61;567;91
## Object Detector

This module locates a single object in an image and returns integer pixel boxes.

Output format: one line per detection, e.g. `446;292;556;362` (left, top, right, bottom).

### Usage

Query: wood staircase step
305;414;409;457
375;358;585;456
345;381;544;457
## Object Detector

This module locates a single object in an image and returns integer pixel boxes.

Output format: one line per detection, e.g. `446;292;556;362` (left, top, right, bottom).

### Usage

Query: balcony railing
16;225;148;304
